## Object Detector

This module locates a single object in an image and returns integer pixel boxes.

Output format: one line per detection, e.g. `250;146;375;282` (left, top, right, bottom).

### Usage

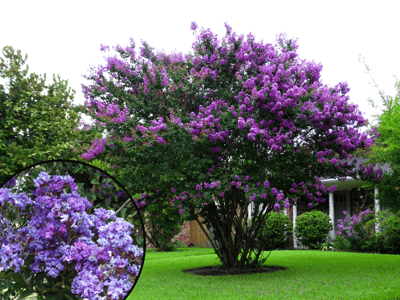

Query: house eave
320;176;367;191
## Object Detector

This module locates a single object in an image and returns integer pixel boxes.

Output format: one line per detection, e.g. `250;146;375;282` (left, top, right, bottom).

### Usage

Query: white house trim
329;192;335;240
375;188;380;233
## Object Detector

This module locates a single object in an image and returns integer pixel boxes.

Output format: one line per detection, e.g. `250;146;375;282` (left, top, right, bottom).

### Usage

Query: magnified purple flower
0;171;143;299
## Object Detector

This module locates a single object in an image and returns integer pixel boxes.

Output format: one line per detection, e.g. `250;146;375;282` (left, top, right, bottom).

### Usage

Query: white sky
1;0;399;132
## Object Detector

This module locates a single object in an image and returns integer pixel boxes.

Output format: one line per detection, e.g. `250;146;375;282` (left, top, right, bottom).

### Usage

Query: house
247;157;394;248
145;157;394;249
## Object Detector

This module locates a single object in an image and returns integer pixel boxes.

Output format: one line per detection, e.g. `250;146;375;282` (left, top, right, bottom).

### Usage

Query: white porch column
346;190;351;216
247;202;254;226
375;188;380;233
329;192;335;240
283;207;288;242
293;202;298;248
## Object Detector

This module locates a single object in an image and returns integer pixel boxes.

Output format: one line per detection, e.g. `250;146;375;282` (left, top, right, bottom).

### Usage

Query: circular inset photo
0;159;145;300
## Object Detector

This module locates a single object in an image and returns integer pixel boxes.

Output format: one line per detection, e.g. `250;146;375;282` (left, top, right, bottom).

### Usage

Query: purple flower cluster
0;172;143;300
337;209;374;240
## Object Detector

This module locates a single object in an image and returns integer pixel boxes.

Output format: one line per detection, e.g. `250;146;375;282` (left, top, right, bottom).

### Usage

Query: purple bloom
190;22;198;31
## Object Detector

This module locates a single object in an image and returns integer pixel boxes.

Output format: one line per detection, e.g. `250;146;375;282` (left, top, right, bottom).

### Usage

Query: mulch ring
183;265;288;276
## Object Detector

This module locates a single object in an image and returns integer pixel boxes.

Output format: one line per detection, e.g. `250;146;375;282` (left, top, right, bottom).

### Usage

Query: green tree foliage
0;46;102;184
364;209;400;254
354;55;400;214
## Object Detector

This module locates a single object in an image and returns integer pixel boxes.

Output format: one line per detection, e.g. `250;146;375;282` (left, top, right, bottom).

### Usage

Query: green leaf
90;178;100;185
42;288;60;294
110;181;120;190
34;272;46;284
73;165;82;173
19;289;36;298
12;282;25;290
62;284;72;292
105;198;111;209
60;289;77;300
110;193;118;203
53;282;63;289
61;293;75;300
44;293;59;300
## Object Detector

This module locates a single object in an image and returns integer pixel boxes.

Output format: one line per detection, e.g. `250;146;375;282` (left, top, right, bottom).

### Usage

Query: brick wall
143;212;192;249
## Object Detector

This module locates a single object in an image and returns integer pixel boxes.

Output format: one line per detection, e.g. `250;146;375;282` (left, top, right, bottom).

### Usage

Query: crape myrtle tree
79;22;383;269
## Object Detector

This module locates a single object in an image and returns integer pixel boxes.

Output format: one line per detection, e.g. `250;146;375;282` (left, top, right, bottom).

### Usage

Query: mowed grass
127;247;400;300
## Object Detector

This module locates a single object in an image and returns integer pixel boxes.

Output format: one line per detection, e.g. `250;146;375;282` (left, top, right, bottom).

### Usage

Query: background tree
352;56;400;214
0;46;102;185
79;23;382;270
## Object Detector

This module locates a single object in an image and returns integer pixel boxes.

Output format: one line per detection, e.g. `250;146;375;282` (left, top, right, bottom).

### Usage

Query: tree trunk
196;187;272;269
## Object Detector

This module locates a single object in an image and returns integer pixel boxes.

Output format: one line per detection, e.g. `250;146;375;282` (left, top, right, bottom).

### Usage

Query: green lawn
127;247;400;300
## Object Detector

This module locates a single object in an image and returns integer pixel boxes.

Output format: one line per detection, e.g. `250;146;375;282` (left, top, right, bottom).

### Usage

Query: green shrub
361;234;386;253
294;210;333;250
333;235;350;251
249;211;293;250
173;239;188;249
346;211;376;252
365;209;400;255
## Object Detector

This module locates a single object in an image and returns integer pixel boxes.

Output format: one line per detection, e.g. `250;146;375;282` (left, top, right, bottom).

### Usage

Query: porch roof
319;157;392;191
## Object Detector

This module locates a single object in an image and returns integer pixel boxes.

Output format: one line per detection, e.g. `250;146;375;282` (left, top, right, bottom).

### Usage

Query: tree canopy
79;22;382;269
0;46;101;184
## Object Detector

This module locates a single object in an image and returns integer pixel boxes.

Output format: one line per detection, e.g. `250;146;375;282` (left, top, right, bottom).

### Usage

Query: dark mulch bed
183;265;288;276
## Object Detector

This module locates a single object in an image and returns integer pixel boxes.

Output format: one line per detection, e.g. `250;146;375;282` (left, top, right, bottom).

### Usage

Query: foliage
79;22;381;269
336;208;400;254
364;209;400;254
346;210;376;252
249;211;292;250
294;210;333;250
76;156;186;252
337;209;376;252
353;56;400;214
319;235;337;251
143;206;185;252
173;239;188;249
333;235;350;251
0;46;102;185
